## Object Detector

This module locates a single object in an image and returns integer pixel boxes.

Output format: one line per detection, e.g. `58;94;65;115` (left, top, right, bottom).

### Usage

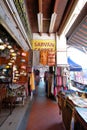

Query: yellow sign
32;40;55;50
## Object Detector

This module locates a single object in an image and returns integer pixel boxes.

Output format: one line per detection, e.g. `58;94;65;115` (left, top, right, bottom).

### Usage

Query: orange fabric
48;51;55;66
40;50;48;65
30;72;35;91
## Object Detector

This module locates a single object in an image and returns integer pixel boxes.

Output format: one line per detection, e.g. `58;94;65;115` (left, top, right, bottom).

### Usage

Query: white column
56;34;68;66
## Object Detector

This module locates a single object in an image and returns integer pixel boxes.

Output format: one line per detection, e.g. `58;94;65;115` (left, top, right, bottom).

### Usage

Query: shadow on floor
47;122;65;130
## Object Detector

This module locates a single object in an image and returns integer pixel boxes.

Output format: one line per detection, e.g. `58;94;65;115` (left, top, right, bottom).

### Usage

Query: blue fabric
68;57;82;71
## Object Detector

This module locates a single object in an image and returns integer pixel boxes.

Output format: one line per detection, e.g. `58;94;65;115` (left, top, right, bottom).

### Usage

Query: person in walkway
26;78;66;130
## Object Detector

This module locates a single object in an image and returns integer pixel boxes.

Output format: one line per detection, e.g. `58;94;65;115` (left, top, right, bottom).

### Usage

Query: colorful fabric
48;51;55;66
40;50;48;65
51;75;54;94
30;72;35;91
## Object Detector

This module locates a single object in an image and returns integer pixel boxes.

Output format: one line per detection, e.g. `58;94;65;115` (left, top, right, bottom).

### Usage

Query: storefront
0;0;87;128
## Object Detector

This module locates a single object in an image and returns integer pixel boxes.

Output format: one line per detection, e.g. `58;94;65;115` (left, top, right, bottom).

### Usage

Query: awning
68;57;82;71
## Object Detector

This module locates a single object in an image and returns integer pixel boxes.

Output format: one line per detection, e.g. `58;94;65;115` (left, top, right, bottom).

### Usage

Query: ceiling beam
37;0;43;35
57;0;78;35
38;0;42;13
49;0;60;33
54;0;60;13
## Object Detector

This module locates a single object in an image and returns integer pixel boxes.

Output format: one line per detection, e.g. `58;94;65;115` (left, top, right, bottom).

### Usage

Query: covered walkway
26;79;65;130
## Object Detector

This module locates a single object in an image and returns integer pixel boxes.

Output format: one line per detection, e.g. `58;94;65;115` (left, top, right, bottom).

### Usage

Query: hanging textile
54;76;57;96
57;76;62;86
57;67;61;76
40;50;48;65
51;75;54;94
63;76;67;87
48;51;55;66
48;73;52;97
33;50;40;66
30;72;35;91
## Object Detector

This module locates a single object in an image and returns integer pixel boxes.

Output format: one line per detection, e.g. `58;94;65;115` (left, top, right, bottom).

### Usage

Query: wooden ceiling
25;0;78;35
0;0;87;52
24;0;87;52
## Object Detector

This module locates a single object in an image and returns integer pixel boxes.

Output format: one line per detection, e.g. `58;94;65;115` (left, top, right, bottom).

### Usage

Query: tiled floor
26;79;66;130
0;79;66;130
26;96;65;130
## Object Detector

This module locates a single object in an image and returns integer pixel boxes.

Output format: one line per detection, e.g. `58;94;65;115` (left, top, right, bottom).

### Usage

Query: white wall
33;33;55;40
56;34;68;66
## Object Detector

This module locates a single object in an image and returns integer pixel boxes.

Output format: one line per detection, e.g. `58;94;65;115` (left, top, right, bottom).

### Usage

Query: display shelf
57;91;87;130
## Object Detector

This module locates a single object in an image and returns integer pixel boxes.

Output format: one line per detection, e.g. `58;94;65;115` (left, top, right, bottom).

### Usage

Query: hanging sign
32;40;55;50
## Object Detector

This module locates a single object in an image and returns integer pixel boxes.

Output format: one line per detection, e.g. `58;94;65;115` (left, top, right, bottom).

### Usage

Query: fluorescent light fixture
49;12;57;33
37;12;43;33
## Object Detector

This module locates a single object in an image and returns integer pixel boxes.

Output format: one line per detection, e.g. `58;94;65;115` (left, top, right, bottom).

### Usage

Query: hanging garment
63;76;67;87
57;76;62;86
54;86;57;96
30;72;35;91
57;67;61;76
40;50;48;65
48;51;55;66
48;73;52;97
51;75;54;94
